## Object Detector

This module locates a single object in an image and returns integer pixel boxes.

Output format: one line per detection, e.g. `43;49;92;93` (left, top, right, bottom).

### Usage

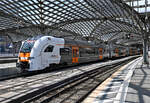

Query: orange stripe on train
19;53;30;57
19;53;30;62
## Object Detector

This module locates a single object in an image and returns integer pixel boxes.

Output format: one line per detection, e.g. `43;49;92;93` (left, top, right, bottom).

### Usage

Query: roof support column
108;42;112;58
143;0;149;64
143;37;149;64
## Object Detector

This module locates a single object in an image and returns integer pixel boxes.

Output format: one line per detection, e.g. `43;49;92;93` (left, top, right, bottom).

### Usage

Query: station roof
0;0;146;46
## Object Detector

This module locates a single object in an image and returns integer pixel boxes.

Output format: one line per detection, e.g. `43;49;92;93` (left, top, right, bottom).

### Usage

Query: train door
130;49;132;55
99;48;103;60
123;49;126;56
115;48;119;57
72;47;79;63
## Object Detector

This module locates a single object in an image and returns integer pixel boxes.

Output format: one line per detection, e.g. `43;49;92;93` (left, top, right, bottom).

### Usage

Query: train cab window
20;41;35;53
44;45;54;52
60;48;70;55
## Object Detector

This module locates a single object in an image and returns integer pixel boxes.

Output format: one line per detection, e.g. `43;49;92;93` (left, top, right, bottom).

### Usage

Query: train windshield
20;40;35;53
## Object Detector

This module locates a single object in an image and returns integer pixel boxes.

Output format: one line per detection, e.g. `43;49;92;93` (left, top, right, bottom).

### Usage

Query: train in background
16;36;141;72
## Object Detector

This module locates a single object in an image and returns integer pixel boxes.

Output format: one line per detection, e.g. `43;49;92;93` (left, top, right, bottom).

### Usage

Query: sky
126;0;150;13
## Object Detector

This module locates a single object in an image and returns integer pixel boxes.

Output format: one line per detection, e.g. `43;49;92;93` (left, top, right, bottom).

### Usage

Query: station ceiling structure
0;0;147;46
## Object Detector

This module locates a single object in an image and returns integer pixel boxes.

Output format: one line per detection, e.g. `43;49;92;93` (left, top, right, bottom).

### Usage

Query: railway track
0;59;107;81
0;56;136;81
7;56;138;103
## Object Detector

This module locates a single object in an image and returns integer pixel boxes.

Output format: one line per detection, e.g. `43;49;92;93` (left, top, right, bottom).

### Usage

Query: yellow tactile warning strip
82;58;141;103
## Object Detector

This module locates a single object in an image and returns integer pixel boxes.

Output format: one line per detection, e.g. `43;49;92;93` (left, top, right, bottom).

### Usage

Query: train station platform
83;57;150;103
0;53;18;57
0;63;17;78
0;58;17;64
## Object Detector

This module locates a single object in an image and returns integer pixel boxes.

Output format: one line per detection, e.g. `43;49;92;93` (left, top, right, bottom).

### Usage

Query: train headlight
20;57;28;60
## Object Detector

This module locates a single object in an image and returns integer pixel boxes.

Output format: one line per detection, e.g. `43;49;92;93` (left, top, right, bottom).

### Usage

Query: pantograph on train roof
0;0;146;46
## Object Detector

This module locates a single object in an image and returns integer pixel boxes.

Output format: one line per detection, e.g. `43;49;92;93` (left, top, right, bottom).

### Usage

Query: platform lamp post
143;0;149;64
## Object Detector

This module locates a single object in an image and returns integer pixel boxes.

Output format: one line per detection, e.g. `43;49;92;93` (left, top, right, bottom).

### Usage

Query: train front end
16;40;35;72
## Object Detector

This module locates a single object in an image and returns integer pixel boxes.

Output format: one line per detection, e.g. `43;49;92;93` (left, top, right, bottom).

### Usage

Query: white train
16;36;139;71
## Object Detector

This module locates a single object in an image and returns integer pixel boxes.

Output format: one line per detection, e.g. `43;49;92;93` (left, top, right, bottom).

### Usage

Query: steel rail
9;57;138;103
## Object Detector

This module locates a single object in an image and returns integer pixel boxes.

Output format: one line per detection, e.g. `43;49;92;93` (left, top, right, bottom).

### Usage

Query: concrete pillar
144;0;149;64
143;39;149;64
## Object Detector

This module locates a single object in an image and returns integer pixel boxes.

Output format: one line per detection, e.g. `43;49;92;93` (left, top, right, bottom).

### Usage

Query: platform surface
0;63;16;69
0;58;17;61
0;57;17;64
83;57;150;103
125;61;150;103
0;53;18;57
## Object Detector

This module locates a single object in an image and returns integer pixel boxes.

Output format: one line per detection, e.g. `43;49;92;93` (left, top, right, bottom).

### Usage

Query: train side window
44;45;54;52
79;48;84;57
60;48;70;55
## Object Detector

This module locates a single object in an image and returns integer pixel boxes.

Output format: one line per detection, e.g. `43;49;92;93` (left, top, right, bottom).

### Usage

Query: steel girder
0;0;145;45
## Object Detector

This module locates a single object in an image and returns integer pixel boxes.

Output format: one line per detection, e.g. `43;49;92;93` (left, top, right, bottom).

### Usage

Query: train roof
25;35;106;47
